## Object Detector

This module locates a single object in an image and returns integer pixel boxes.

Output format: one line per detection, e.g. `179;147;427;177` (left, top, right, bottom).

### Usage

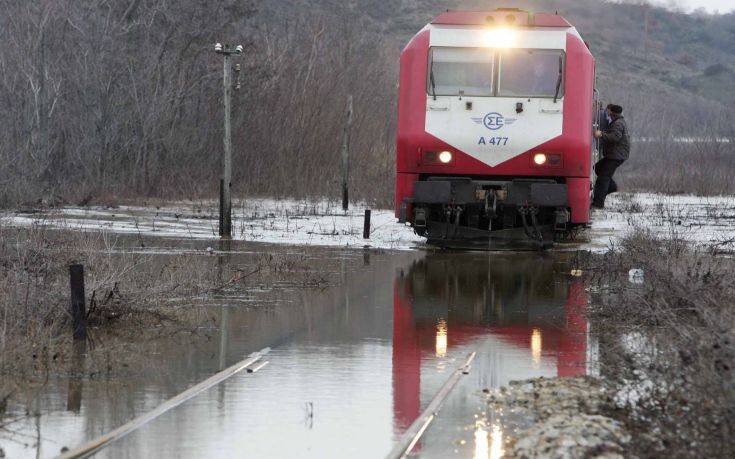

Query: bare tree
0;0;732;208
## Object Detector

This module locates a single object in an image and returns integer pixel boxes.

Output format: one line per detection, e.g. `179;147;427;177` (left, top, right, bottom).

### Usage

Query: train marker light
533;153;547;165
439;151;453;163
483;28;517;48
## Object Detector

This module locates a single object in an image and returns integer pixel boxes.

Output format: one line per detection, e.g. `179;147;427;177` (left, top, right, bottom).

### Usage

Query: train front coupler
408;177;569;250
518;205;544;243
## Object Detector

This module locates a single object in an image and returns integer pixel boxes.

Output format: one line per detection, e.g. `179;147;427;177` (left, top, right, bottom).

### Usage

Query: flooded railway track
2;228;599;458
387;352;477;459
58;349;271;459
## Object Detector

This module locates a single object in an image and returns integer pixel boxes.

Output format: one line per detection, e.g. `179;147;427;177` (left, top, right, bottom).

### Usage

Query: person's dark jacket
601;115;630;161
596;109;611;156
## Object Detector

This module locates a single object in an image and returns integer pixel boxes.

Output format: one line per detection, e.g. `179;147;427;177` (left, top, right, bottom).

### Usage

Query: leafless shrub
618;137;735;196
614;193;643;213
585;227;735;456
0;226;207;378
0;1;396;209
0;222;330;374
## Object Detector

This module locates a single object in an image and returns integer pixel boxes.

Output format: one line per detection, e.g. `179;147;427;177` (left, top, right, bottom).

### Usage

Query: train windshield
428;48;494;96
498;49;564;98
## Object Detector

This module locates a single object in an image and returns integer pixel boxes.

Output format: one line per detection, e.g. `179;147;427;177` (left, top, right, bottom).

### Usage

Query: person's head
608;104;623;118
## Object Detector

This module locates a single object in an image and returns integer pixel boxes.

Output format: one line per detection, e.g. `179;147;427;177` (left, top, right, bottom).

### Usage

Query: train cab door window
427;48;495;97
497;49;564;98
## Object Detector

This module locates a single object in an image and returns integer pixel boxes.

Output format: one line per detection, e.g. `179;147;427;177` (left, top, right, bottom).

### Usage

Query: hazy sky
662;0;734;13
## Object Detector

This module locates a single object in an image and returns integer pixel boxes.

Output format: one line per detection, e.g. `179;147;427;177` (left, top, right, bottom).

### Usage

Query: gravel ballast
486;376;630;458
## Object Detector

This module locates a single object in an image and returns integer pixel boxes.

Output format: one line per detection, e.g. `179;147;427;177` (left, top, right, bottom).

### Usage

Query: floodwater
9;192;735;256
2;237;595;459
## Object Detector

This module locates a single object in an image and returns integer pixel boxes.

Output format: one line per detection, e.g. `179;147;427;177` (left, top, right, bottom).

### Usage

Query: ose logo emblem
483;112;505;130
471;113;517;130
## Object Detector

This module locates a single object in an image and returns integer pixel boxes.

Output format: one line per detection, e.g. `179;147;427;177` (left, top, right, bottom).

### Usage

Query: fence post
341;95;353;212
69;264;87;341
363;209;371;239
218;179;224;236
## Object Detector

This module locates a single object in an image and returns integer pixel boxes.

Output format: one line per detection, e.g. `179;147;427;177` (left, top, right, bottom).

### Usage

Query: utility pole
214;42;243;238
643;7;648;59
341;95;353;212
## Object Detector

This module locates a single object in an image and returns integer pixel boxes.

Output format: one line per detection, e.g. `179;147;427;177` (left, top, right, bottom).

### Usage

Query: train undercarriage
400;177;580;250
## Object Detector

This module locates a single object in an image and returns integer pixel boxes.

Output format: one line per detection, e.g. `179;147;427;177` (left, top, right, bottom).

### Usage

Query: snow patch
587;192;735;252
1;199;426;251
3;193;734;252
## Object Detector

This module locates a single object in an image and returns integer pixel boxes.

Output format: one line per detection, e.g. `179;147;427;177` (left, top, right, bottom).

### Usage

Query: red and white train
395;8;597;249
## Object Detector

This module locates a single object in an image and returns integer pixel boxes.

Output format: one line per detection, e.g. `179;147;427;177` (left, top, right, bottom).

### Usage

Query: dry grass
617;139;735;196
0;226;207;379
585;226;735;457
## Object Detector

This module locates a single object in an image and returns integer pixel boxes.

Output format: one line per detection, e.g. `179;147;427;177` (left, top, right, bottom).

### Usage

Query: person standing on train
592;104;630;209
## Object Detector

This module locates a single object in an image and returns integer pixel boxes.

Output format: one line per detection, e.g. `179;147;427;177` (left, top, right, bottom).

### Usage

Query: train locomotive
395;8;597;249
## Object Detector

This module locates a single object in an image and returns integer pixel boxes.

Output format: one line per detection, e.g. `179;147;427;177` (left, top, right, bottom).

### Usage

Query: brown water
2;240;594;459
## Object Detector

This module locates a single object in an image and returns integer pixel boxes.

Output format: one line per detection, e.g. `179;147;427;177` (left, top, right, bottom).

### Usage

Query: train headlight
484;28;517;48
533;153;547;165
439;151;453;163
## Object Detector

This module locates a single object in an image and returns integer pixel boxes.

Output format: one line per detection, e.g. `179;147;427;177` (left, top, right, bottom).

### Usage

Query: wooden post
69;264;87;341
218;179;225;236
221;53;233;238
341;95;353;212
363;209;371;239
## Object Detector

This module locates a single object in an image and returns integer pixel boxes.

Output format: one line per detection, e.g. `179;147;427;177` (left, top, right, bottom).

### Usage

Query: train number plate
478;136;509;146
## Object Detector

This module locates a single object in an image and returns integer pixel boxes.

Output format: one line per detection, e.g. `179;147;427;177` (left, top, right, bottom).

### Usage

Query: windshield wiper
429;60;437;100
553;54;563;103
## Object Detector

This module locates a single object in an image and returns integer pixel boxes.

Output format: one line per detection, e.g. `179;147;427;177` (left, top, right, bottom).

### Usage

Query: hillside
556;0;735;106
261;0;735;120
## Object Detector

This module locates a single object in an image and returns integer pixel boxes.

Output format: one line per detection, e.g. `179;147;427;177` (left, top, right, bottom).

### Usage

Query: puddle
2;240;595;458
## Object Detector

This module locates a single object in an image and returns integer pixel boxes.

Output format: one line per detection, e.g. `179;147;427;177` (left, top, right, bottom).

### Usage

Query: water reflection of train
392;252;595;446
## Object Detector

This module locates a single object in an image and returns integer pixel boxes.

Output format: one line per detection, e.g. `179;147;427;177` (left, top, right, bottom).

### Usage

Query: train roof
431;9;572;28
